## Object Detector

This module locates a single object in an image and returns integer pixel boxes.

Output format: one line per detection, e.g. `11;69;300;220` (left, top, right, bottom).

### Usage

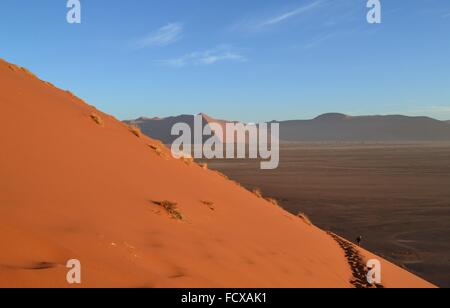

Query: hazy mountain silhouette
276;113;450;141
126;113;450;143
125;113;235;144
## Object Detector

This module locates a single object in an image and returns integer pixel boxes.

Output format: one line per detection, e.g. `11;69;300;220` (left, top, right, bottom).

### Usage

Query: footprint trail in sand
327;232;384;289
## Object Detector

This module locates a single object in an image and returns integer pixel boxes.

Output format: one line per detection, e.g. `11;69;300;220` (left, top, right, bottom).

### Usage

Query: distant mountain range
125;113;450;143
276;113;450;142
124;113;234;144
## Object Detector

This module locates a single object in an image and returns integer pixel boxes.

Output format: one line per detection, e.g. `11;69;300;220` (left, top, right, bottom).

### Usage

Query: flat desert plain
202;142;450;287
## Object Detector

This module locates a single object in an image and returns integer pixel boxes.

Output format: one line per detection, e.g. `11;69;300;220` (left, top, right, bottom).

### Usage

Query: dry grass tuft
90;113;104;126
251;188;281;208
200;200;215;211
20;67;38;78
265;197;280;207
148;144;169;159
216;171;229;180
198;163;208;170
252;188;263;199
297;212;313;226
148;144;162;154
128;125;142;138
182;157;194;165
8;64;18;72
66;90;76;97
152;200;183;220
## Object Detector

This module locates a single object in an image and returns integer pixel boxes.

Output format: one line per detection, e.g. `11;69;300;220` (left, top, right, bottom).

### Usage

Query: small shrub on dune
182;157;194;166
252;188;263;199
297;212;313;226
152;200;183;220
8;64;18;72
128;124;142;138
198;163;208;170
148;144;158;151
216;171;229;180
90;113;104;126
20;67;38;78
200;200;215;211
265;197;280;207
171;150;193;165
251;189;281;208
252;189;282;208
149;144;169;159
148;144;163;155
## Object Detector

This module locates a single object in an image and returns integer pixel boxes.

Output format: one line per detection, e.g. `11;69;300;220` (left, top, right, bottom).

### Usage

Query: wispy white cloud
233;0;325;32
136;23;183;48
157;45;247;67
259;1;324;27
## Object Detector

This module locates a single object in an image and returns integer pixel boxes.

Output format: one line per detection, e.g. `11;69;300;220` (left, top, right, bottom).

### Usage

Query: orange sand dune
0;58;435;288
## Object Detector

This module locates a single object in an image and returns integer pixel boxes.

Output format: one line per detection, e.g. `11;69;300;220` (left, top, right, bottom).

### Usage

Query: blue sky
1;0;450;122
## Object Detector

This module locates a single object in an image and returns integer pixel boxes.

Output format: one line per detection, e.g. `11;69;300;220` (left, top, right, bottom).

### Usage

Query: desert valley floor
202;142;450;287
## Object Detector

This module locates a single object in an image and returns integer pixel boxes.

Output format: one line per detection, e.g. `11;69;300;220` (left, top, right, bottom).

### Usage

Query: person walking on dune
356;236;363;247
